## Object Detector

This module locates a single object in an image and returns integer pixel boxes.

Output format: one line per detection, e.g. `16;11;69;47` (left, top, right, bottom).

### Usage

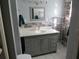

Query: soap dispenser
19;15;25;27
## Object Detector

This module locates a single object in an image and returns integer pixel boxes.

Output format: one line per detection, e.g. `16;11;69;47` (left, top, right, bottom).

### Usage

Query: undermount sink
35;30;46;33
35;27;52;33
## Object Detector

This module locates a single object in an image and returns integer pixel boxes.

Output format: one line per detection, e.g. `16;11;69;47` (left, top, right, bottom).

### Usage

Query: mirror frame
30;7;45;21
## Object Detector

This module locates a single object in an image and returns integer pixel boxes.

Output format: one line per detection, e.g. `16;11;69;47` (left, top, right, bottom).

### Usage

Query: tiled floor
32;43;67;59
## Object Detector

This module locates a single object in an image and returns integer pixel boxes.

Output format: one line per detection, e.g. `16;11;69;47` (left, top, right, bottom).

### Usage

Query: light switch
0;48;2;55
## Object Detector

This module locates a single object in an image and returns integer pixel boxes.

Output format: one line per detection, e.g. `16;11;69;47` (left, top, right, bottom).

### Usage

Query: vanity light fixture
28;0;48;5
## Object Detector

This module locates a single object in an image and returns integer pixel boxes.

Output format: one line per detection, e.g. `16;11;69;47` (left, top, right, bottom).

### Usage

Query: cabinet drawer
39;34;59;43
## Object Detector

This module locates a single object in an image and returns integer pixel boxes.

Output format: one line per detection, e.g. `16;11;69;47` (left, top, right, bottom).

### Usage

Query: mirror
30;7;45;21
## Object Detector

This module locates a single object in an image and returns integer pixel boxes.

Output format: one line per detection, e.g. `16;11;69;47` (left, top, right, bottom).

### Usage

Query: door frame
0;6;9;59
66;0;79;59
0;0;79;59
0;0;22;59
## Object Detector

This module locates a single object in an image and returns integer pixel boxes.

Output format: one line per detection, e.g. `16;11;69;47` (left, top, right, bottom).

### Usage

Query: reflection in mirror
30;7;45;21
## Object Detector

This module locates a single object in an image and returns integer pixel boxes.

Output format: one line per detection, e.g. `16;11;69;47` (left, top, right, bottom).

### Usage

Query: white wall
16;0;64;23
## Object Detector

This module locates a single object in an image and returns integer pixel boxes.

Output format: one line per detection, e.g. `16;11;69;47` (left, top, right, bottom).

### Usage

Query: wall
0;8;2;48
9;0;22;54
16;0;64;23
0;24;6;59
0;35;5;59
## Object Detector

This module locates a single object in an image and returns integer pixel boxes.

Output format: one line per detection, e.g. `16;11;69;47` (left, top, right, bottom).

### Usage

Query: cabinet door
48;34;59;52
40;36;49;54
25;38;32;55
25;37;41;56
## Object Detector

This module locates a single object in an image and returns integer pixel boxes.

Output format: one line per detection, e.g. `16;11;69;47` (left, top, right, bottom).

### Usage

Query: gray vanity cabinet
24;34;59;56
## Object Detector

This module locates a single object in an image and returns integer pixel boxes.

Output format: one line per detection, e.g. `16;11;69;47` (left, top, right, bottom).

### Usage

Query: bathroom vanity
19;27;60;56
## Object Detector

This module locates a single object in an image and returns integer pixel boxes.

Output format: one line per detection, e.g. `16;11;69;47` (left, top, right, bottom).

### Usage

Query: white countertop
19;27;60;37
